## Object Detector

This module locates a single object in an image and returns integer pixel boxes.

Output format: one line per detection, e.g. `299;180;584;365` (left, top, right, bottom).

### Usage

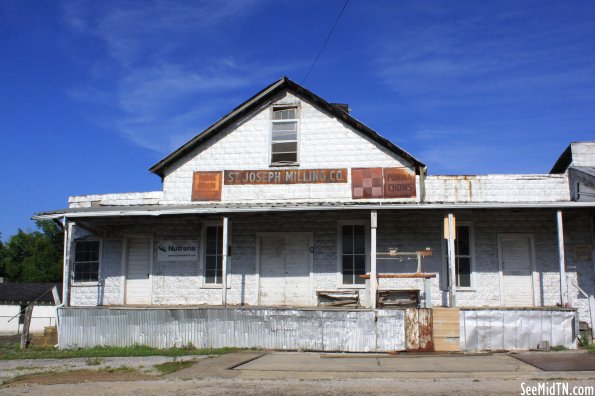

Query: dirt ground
0;350;593;395
1;377;594;396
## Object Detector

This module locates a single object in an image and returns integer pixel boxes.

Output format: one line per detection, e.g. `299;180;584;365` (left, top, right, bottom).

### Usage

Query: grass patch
549;345;567;351
586;345;595;353
153;360;195;375
0;341;239;361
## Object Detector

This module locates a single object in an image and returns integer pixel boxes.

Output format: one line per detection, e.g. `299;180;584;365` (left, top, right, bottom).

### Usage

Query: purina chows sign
157;240;199;261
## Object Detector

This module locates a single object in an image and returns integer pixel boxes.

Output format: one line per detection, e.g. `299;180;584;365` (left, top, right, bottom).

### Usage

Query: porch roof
33;200;595;220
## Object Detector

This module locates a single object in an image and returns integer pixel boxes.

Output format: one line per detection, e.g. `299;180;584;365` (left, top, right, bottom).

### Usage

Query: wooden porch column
222;216;229;307
62;220;75;307
557;210;568;306
447;213;457;307
370;210;378;309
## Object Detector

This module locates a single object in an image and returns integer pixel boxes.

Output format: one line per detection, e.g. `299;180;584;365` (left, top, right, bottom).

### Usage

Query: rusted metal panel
405;308;434;352
224;169;347;185
383;167;416;198
405;308;419;350
351;168;383;199
418;309;434;351
191;171;222;201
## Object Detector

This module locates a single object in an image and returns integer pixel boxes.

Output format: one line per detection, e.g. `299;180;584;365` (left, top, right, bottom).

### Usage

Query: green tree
0;220;63;282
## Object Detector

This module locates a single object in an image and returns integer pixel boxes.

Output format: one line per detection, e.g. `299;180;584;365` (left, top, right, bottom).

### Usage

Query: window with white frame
341;224;366;285
444;223;473;288
204;226;223;284
271;107;298;165
73;240;100;282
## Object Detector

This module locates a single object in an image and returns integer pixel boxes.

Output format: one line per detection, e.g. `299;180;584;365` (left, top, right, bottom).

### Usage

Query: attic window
271;107;298;165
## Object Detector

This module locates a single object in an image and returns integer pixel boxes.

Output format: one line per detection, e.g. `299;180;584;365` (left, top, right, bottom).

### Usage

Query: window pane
74;241;99;282
353;225;365;254
342;226;353;254
354;255;366;273
343;272;353;285
273;108;296;120
271;152;297;163
272;130;297;142
457;257;471;287
456;226;470;255
271;142;297;153
342;254;353;274
272;122;297;132
206;226;219;255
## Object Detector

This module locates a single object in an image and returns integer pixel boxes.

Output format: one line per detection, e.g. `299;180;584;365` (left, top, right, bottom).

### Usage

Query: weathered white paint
370;210;377;309
557;210;568;306
447;213;456;307
124;236;153;305
498;234;535;307
222;217;229;306
425;174;569;203
258;233;312;306
0;305;57;335
161;91;415;204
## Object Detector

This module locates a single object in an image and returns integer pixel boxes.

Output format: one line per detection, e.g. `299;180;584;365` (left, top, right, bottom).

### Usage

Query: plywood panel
433;308;460;352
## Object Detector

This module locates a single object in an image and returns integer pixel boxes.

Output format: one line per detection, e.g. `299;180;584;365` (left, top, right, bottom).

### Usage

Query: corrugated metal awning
33;200;595;220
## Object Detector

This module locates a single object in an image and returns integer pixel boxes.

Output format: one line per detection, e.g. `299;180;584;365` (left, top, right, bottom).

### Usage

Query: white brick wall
161;91;415;204
69;210;592;323
425;175;570;203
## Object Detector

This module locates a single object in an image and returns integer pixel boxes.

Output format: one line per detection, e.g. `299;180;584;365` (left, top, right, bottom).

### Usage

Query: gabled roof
550;144;572;174
149;77;425;177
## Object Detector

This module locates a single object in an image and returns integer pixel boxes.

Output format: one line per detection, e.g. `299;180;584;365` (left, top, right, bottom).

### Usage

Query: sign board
157;240;199;261
352;167;416;199
224;169;347;185
573;244;593;262
192;171;222;201
384;167;416;198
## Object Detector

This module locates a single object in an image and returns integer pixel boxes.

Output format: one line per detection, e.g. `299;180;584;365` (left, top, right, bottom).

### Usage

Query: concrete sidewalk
170;351;595;382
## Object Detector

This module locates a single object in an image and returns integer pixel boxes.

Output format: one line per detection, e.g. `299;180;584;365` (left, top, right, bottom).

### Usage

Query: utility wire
302;0;350;84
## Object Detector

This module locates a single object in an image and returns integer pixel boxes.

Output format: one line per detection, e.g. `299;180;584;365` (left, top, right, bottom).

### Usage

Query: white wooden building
35;78;595;351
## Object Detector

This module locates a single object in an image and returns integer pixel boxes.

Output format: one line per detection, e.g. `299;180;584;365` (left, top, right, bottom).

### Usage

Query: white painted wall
160;91;415;204
0;305;57;335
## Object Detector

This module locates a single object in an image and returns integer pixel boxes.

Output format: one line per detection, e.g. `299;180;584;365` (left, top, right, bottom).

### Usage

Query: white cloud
60;0;302;153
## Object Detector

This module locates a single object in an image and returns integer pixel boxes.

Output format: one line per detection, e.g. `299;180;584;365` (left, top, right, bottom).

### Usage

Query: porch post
62;220;75;307
447;213;457;307
222;216;229;307
370;210;378;309
556;210;568;306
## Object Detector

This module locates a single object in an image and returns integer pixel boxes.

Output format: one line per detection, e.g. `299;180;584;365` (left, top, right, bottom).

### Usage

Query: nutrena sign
157;240;199;261
191;167;416;201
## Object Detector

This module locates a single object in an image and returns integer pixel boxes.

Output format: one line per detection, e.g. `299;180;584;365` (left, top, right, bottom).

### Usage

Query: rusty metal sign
351;168;384;199
224;169;347;185
192;171;222;201
384;167;416;198
352;167;416;199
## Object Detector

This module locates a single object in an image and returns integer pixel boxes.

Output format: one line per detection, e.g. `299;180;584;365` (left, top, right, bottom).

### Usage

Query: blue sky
1;0;594;239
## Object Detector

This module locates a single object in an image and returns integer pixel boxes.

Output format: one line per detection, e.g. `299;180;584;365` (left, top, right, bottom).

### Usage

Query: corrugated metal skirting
58;307;406;352
460;309;577;351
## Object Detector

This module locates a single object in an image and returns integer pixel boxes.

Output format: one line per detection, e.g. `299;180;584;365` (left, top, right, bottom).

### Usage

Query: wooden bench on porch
316;290;360;308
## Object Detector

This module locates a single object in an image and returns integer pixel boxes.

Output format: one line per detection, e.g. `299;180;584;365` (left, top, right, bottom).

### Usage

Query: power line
302;0;350;84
